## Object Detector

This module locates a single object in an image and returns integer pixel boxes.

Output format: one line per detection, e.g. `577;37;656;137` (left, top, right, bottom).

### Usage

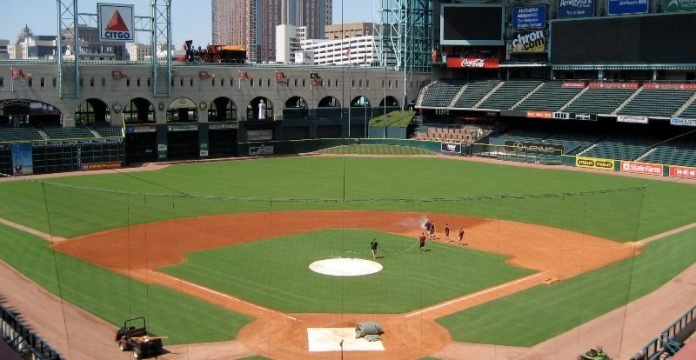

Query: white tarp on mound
309;258;382;277
307;328;385;352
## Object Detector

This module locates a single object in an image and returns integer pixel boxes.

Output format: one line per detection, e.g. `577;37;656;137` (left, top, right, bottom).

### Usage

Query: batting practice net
3;178;693;360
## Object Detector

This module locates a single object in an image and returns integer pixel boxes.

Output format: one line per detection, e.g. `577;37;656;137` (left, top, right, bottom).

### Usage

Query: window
89;78;94;87
78;78;82;87
41;77;45;88
190;78;193;86
137;78;141;87
101;78;106;86
212;78;215;87
366;80;369;88
0;77;3;87
229;79;233;86
52;78;57;87
180;78;184;87
147;78;151;87
126;78;130;87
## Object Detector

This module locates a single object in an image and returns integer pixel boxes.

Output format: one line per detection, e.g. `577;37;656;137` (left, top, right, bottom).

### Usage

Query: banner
441;143;461;154
671;118;696;127
80;161;123;171
559;0;594;18
576;157;615;170
621;161;663;176
511;31;546;53
167;124;198;132
643;83;696;90
505;141;563;155
126;124;156;133
513;6;547;30
247;129;273;141
562;81;587;88
670;166;696;180
98;3;134;42
664;0;696;12
608;0;648;14
209;123;238;130
249;145;274;156
617;115;649;124
589;82;639;89
526;111;553;119
446;57;500;69
11;143;33;175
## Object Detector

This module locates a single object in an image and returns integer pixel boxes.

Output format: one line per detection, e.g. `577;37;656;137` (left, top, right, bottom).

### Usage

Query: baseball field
1;153;695;359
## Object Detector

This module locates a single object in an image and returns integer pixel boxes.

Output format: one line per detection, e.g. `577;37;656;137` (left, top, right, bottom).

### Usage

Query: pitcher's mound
307;328;385;352
309;258;383;277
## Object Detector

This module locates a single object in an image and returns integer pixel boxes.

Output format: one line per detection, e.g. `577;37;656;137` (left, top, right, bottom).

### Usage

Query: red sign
10;68;27;80
621;161;663;176
589;82;639;89
670;166;696;180
562;81;586;88
446;57;500;69
106;10;129;31
642;83;696;90
81;162;123;171
526;111;552;119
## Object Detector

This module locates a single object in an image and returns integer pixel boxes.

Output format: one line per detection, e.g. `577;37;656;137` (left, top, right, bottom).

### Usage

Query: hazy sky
1;0;378;47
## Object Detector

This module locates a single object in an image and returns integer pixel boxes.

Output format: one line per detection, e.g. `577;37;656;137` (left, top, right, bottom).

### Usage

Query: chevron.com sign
98;3;134;42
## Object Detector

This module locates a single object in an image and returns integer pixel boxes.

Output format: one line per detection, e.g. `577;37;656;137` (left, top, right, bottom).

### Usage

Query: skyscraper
212;0;331;63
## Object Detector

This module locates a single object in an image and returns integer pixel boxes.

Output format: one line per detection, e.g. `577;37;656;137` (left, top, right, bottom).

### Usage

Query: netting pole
41;182;73;360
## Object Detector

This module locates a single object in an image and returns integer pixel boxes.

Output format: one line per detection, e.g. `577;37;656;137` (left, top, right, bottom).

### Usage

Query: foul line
0;217;65;242
405;272;548;318
636;222;696;246
154;271;298;321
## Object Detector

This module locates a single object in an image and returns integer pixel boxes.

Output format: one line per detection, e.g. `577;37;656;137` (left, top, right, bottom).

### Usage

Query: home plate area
307;328;385;352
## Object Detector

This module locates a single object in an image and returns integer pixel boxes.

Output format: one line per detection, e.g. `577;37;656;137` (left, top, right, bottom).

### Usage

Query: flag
10;68;26;80
238;70;250;80
111;70;126;80
198;70;212;80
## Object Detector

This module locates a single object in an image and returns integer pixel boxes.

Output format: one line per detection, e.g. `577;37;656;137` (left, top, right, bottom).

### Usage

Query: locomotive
180;40;247;64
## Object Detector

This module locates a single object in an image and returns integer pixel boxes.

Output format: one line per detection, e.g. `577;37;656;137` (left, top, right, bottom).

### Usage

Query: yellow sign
512;30;546;53
576;157;615;170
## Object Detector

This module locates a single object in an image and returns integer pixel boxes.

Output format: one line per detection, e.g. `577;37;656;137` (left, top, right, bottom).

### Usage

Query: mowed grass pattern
437;228;696;346
0;223;252;344
161;229;535;313
318;144;437;155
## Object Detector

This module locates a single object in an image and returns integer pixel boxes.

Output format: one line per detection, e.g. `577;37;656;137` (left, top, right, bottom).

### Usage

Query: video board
440;4;505;46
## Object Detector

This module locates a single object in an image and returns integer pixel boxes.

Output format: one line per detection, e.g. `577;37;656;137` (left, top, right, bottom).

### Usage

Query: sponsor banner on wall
671;118;696;127
664;0;696;12
11;143;33;175
617;115;649;124
576;156;615;170
505;141;563;155
643;83;696;90
441;143;462;154
513;6;547;30
209;123;238;130
80;161;123;171
526;111;553;119
559;0;594;18
247;129;273;141
126;124;156;133
249;145;274;156
446;57;500;69
511;30;546;53
562;81;587;88
167;124;198;132
589;82;639;89
98;3;135;42
621;161;663;176
608;0;648;14
670;166;696;179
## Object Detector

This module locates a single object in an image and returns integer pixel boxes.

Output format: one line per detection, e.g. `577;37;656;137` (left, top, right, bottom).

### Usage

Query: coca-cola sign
447;57;500;69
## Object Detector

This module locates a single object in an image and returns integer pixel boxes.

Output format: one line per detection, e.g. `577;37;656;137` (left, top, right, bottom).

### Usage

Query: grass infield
160;229;535;313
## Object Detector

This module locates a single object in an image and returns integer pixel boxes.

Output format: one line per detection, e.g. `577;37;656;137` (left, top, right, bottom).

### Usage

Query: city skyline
0;0;377;49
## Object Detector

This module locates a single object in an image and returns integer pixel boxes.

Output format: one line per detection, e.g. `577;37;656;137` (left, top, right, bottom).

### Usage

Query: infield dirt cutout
53;210;638;359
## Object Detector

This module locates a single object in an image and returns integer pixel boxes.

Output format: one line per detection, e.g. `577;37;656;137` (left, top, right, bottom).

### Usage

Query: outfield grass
0;157;693;240
161;229;535;313
437;227;696;346
0;223;252;344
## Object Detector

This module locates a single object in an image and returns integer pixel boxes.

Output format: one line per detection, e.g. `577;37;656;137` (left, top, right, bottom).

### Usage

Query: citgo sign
98;3;134;42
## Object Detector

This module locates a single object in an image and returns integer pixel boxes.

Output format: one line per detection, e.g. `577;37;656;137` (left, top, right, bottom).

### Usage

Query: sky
1;0;377;47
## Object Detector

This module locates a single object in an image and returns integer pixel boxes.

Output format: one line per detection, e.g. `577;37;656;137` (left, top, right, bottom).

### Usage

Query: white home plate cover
309;258;383;276
307;328;385;352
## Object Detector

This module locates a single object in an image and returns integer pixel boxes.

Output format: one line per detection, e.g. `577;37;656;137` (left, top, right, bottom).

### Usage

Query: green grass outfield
160;229;535;313
0;156;695;347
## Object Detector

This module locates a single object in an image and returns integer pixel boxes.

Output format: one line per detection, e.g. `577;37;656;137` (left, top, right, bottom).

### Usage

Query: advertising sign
441;143;462;154
80;162;123;171
126;124;156;133
511;30;546;53
98;3;135;42
621;161;663;176
562;81;587;88
643;83;696;90
446;57;500;69
505;141;563;155
608;0;648;15
526;111;553;119
664;0;696;12
558;0;594;18
247;129;273;141
249;145;274;156
167;124;198;132
670;166;696;179
11;143;33;175
671;118;696;127
513;6;547;30
617;115;649;124
589;82;639;89
576;157;615;170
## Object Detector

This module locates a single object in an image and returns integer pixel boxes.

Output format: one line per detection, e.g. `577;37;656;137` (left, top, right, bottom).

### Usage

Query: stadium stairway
612;87;644;115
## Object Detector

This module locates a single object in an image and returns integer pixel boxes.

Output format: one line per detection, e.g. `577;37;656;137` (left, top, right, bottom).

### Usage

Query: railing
0;305;64;360
631;304;696;360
